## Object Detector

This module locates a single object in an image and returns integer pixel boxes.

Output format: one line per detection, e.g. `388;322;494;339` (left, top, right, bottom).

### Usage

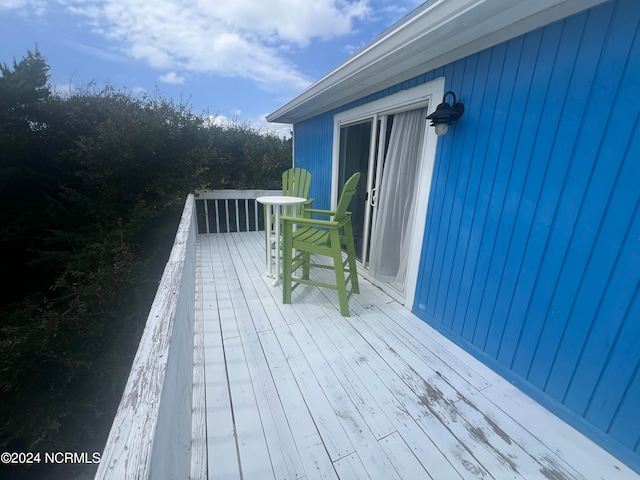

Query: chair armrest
303;208;336;217
280;215;339;228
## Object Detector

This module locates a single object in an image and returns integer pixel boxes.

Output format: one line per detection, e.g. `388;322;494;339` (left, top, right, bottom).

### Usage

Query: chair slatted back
333;172;361;222
282;168;312;199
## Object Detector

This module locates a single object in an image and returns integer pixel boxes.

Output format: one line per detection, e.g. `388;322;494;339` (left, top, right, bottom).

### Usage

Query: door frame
330;77;445;308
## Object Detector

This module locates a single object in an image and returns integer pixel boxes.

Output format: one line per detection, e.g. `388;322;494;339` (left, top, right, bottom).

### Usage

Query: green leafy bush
0;49;291;478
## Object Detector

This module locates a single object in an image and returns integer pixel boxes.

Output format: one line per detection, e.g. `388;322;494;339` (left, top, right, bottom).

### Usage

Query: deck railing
195;189;280;234
96;194;197;480
96;190;278;479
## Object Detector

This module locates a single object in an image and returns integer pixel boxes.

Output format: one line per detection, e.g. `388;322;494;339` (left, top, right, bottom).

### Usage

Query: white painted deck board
199;237;242;480
194;231;639;480
191;242;208;479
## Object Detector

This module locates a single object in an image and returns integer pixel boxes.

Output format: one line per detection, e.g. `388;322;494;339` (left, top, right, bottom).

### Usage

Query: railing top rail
196;189;281;200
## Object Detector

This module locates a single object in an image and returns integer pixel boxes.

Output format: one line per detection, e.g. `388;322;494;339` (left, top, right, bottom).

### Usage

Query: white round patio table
257;195;307;285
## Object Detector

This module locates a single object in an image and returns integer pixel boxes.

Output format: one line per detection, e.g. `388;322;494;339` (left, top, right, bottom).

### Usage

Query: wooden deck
192;231;637;480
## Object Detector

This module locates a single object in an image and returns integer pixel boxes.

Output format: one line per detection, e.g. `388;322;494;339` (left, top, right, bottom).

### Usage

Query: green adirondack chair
281;172;361;316
282;167;313;210
264;167;313;263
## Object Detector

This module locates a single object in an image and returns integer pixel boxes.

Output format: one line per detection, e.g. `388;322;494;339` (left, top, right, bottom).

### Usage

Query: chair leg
302;251;311;280
282;221;293;305
264;204;269;265
343;221;359;294
330;229;350;316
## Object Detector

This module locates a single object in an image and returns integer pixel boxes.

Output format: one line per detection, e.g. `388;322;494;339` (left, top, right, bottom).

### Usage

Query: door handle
370;187;378;207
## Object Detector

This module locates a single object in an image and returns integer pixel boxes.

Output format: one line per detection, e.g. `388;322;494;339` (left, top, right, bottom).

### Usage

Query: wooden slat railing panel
195;189;280;234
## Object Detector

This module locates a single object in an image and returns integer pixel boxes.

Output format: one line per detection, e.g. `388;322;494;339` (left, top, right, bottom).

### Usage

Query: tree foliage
0;48;50;135
0;49;291;478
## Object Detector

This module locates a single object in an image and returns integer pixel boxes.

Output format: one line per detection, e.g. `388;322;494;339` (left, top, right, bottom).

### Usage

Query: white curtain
368;107;427;292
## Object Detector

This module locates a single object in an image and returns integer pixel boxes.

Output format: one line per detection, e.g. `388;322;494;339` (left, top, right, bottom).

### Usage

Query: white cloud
51;82;75;97
205;114;228;128
56;0;371;94
159;71;187;85
0;0;46;15
204;111;291;139
62;40;129;63
130;85;147;96
197;0;370;46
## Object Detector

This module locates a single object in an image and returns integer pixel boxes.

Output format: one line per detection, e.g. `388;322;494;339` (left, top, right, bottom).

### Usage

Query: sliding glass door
337;119;372;262
337;106;428;296
333;79;443;305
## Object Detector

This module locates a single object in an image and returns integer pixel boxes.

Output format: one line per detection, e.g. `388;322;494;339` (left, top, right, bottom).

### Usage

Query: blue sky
1;0;421;136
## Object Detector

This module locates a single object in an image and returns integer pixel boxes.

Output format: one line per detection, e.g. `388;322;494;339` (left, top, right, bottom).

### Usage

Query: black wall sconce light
427;90;464;136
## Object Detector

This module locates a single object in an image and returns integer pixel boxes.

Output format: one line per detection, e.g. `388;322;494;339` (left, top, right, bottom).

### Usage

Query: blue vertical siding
293;112;334;209
291;0;639;470
413;0;640;470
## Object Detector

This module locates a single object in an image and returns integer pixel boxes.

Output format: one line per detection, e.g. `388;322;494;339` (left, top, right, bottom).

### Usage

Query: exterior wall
291;0;640;470
414;0;640;470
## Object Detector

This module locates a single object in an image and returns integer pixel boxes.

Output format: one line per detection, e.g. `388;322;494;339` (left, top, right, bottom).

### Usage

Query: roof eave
267;0;609;124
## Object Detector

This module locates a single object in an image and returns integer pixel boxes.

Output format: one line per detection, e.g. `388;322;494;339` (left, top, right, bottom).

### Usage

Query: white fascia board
267;0;609;124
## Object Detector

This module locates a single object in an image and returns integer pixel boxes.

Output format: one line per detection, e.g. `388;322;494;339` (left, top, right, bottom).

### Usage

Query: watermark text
1;451;101;465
